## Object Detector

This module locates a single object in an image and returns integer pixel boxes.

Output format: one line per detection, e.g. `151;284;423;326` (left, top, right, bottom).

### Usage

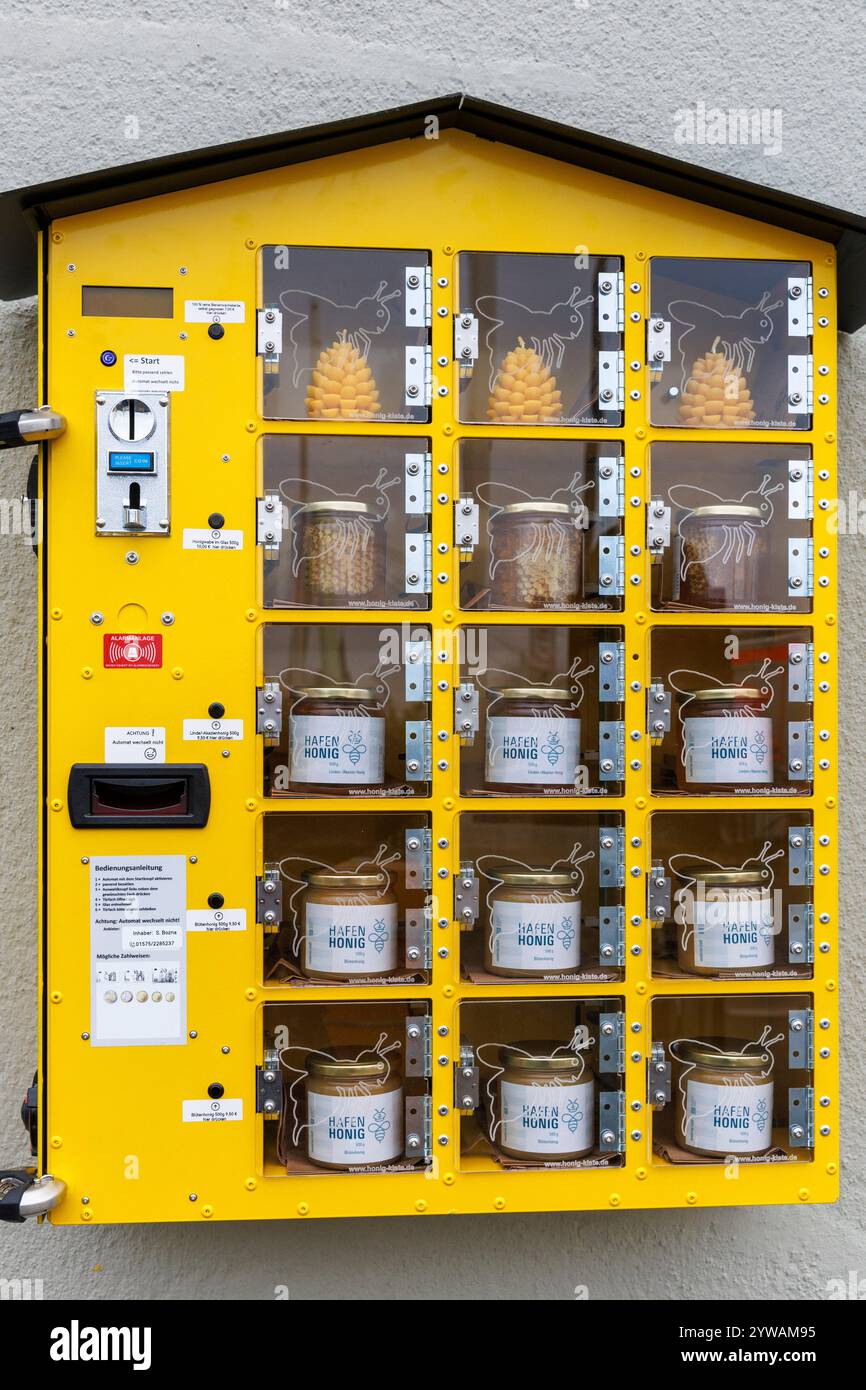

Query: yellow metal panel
40;130;837;1222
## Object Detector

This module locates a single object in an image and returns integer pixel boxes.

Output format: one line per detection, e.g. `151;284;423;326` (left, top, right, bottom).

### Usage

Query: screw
90;611;103;625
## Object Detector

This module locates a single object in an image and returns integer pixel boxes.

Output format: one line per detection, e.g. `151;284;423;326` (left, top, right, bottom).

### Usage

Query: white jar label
305;900;398;974
684;1078;773;1153
490;899;580;972
307;1085;402;1165
692;893;775;968
485;715;579;786
683;715;773;784
290;713;384;784
500;1077;594;1156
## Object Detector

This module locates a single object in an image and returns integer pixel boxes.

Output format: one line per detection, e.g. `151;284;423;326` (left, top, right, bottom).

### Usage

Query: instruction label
184;299;246;323
105;726;166;763
183;1099;243;1123
183;528;244;551
124;354;185;392
183;718;244;742
90;856;186;1047
187;909;247;933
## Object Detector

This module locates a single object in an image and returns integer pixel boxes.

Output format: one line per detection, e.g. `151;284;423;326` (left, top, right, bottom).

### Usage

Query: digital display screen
108;451;155;473
82;285;174;319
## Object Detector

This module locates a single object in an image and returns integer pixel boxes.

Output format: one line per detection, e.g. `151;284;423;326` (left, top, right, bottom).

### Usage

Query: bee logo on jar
670;658;784;788
669;1028;784;1158
670;841;784;975
477;1032;596;1162
476;476;592;610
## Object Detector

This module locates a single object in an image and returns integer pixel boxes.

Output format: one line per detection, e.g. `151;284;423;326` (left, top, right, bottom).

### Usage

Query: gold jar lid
674;1038;770;1070
295;686;379;702
498;686;571;701
495;869;576;887
299;499;374;515
685;504;763;520
304;870;388;889
681;866;767;886
498;501;573;517
502;1042;582;1072
307;1054;388;1079
689;686;762;702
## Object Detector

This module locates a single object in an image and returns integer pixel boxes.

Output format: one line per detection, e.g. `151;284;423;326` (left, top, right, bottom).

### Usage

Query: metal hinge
595;455;624;516
597;271;624;333
257;307;283;367
647;497;671;555
256;682;283;741
405;451;432;515
647;1042;671;1109
454;495;480;555
647;682;671;741
454;311;479;372
598;641;625;701
405;266;432;329
405;905;432;970
404;637;432;701
787;354;813;414
787;276;813;338
647;316;671;367
598;536;625;596
598;1013;624;1074
256;862;283;929
454;682;479;742
598;350;624;412
598;826;625;889
405;345;432;408
405;721;432;780
788;1087;814;1148
454;1045;480;1111
788;1007;814;1069
256;1050;282;1116
788;825;814;886
788;902;814;965
405;532;432;594
788;458;814;520
598;1089;625;1153
598;721;625;781
648;859;671;923
404;827;432;892
788;642;813;701
257;494;283;555
788;537;813;597
404;1094;432;1162
405;1014;432;1077
454;862;479;927
787;721;813;781
599;906;625;967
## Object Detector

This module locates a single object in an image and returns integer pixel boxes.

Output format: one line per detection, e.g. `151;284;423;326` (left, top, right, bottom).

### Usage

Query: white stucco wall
1;0;863;1300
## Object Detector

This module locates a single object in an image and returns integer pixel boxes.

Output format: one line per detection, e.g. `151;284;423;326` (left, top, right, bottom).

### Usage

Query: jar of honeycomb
486;870;580;976
679;505;765;609
289;687;385;791
679;686;773;790
671;1038;773;1157
676;866;775;976
294;500;385;605
300;869;398;979
489;501;583;608
496;1043;595;1160
485;687;580;791
305;1052;403;1169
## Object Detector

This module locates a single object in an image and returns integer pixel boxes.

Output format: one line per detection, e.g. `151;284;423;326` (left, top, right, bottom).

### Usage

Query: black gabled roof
2;93;865;331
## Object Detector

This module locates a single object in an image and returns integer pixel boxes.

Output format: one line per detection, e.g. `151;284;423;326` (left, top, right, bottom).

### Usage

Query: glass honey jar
294;499;385;605
300;870;398;979
488;501;583;609
495;1043;595;1161
676;866;775;976
679;686;773;789
671;1038;773;1158
485;686;580;791
678;504;765;609
486;869;580;976
289;687;385;790
304;1053;403;1169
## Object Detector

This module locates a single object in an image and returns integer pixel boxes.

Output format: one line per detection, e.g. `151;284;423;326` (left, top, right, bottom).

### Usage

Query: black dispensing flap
67;763;211;828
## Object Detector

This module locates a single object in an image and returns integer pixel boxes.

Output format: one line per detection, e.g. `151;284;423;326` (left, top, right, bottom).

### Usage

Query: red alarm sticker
103;633;163;669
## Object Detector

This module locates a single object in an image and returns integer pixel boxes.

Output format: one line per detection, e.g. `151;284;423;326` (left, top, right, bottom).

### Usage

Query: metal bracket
648;860;671;924
598;1089;625;1153
597;1013;624;1074
405;905;432;970
405;451;432;515
595;455;624;517
404;827;432;892
405;721;432;781
257;307;283;360
647;1042;671;1109
787;721;813;781
404;638;431;701
788;458;813;520
454;1045;480;1111
453;312;479;371
598;826;625;889
405;266;432;329
598;641;625;701
597;271;624;333
405;1014;432;1078
454;495;480;555
454;682;479;742
647;497;671;555
788;1007;813;1069
257;494;283;555
598;350;624;411
787;642;813;701
788;825;814;886
598;536;625;596
256;682;283;741
405;345;432;408
598;721;625;781
787;354;812;415
0;1172;66;1222
599;906;625;967
256;862;283;929
256;1052;282;1116
647;316;671;366
788;902;814;965
454;863;479;927
787;276;813;338
404;532;431;594
647;682;671;741
788;537;813;598
404;1094;432;1162
788;1086;814;1148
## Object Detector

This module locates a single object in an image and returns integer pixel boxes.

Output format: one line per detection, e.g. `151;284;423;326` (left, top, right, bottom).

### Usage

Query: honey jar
305;1053;403;1169
679;505;765;608
485;687;580;790
672;1038;773;1157
486;869;580;976
488;501;583;608
300;870;398;979
680;686;773;788
294;500;385;605
496;1043;595;1161
676;866;775;975
289;687;385;790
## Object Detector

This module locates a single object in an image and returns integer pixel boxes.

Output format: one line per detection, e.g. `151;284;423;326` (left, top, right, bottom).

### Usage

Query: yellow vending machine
0;95;860;1225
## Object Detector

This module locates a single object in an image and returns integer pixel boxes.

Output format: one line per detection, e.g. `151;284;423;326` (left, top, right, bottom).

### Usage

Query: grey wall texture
1;0;864;1301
